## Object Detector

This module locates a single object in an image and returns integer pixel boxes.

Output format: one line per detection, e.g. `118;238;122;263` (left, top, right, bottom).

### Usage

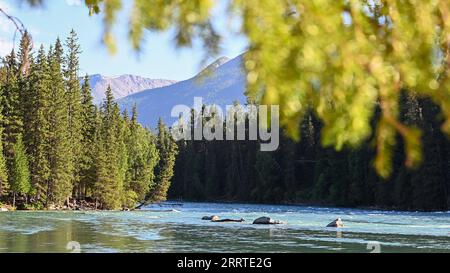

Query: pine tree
1;50;20;194
79;74;97;198
279;135;297;202
0;87;8;196
224;141;240;199
17;32;33;139
115;103;128;206
412;98;448;211
347;148;369;206
125;105;159;206
25;45;51;202
64;30;83;198
1;50;21;147
170;137;187;199
0;135;7;198
149;118;178;202
47;38;73;206
328;151;350;206
94;86;125;209
10;135;31;207
18;32;33;148
17;31;32;76
254;151;280;203
204;142;219;199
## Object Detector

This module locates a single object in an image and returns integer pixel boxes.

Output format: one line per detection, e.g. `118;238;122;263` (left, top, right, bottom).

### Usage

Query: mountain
85;74;177;104
199;56;231;74
118;55;247;128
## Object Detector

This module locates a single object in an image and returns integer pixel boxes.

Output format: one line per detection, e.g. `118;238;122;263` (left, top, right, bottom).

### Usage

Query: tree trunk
135;201;147;210
13;192;16;208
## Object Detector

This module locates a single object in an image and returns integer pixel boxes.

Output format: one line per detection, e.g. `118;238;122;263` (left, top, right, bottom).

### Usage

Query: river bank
2;198;450;213
0;198;99;212
0;204;13;211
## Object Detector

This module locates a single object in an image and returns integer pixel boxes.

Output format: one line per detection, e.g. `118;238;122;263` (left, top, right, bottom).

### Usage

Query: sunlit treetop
23;0;450;178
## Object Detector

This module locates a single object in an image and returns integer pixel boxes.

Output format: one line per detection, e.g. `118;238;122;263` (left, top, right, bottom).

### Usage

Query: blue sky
0;0;248;80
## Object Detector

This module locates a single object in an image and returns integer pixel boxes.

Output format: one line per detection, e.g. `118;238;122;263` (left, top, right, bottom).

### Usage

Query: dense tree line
1;31;447;212
24;0;450;180
0;31;177;210
170;96;450;212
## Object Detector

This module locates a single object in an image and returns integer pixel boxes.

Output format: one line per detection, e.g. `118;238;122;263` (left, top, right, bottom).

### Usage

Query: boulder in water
326;218;344;228
0;207;8;212
252;216;285;225
202;215;220;221
212;218;245;223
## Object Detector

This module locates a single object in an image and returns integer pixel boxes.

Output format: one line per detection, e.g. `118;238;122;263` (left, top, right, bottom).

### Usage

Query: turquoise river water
0;202;449;253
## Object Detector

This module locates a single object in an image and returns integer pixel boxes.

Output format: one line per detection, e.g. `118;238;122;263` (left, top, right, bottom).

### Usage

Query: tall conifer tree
1;50;20;192
10;135;30;207
94;86;124;209
79;74;97;198
0;82;8;196
25;45;51;201
149;118;178;202
47;39;73;205
125;105;159;205
64;30;83;197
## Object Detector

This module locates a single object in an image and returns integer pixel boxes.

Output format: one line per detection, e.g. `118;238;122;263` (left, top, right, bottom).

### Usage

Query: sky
0;0;248;81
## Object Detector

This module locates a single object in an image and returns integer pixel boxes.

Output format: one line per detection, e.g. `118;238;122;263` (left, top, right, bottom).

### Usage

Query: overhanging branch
0;7;34;52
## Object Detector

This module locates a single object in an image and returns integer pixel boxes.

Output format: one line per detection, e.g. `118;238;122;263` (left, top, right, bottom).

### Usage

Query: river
0;202;449;253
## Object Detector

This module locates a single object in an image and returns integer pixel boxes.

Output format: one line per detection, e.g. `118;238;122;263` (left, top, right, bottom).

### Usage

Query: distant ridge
118;55;247;128
83;74;177;104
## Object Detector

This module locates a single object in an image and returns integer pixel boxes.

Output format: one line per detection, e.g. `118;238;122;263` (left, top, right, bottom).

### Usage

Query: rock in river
326;218;344;228
212;218;245;223
202;215;220;221
0;207;8;212
252;217;285;225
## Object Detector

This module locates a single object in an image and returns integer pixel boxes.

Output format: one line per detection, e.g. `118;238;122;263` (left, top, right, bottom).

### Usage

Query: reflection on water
0;202;449;253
